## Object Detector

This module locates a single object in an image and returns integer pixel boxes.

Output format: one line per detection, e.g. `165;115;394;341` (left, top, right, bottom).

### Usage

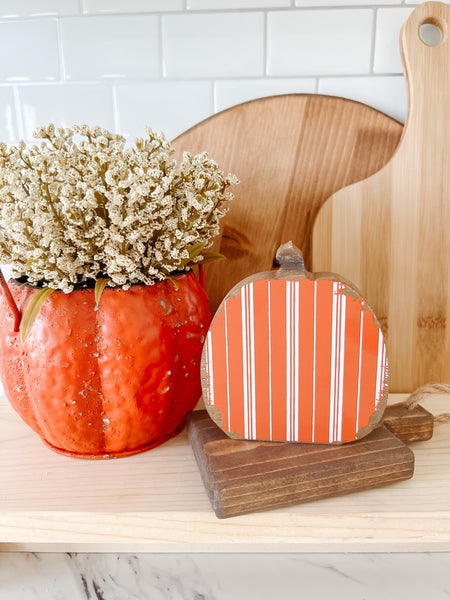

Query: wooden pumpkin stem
0;268;21;332
276;241;306;273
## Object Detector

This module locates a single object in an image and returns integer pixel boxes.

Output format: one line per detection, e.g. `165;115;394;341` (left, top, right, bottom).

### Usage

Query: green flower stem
0;268;20;332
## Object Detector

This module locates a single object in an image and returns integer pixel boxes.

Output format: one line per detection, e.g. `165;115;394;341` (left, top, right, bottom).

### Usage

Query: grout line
0;5;415;21
369;8;378;73
0;73;405;89
159;15;165;78
210;80;216;114
55;18;66;81
12;86;25;140
263;11;268;77
111;84;120;134
212;80;218;113
314;77;319;94
78;0;84;15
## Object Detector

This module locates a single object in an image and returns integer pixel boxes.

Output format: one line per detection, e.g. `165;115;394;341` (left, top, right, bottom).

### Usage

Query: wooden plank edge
187;412;414;519
3;510;450;552
383;403;434;443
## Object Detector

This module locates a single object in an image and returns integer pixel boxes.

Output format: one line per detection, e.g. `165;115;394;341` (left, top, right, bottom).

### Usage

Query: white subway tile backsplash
82;0;182;15
215;78;316;113
60;15;160;81
374;7;414;74
267;10;373;76
0;87;18;142
0;1;415;398
162;13;264;78
115;81;213;141
318;75;407;123
0;0;79;18
19;84;115;140
188;0;289;8
0;20;59;82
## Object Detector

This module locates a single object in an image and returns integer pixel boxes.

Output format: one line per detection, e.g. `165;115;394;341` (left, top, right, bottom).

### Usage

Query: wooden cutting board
312;2;450;393
172;94;402;314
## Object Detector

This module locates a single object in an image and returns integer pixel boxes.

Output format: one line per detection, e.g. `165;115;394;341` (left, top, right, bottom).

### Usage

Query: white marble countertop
2;552;450;599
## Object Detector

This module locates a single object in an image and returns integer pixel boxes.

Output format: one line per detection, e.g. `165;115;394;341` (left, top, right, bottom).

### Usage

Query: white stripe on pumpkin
329;282;338;443
241;287;249;439
356;309;364;433
249;283;256;439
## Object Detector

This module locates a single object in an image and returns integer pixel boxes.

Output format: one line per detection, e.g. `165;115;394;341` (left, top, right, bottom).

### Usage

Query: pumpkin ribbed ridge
0;272;210;457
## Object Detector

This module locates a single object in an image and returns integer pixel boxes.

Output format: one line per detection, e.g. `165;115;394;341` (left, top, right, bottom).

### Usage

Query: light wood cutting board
172;94;402;314
312;2;450;393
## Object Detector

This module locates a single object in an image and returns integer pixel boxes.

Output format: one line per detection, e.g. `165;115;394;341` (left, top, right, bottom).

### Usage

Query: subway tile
318;75;407;123
0;0;79;18
162;12;264;78
60;15;160;81
0;20;59;82
0;265;11;279
188;0;289;8
215;78;316;113
115;81;213;141
19;84;115;140
267;10;373;76
374;7;414;74
0;87;18;142
82;0;182;14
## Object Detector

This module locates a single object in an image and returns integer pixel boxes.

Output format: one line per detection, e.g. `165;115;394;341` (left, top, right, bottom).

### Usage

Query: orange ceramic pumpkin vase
0;271;210;458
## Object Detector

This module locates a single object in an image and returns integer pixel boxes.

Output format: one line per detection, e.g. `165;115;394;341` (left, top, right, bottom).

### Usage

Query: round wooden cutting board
172;94;402;314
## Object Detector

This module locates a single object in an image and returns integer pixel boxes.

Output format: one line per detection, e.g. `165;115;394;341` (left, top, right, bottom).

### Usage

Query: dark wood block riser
188;410;415;519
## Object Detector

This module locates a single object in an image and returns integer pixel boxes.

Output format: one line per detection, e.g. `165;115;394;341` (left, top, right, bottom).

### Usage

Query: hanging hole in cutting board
419;20;443;46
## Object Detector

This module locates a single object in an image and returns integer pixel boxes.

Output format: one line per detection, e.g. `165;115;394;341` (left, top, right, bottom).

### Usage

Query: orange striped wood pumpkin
201;242;388;444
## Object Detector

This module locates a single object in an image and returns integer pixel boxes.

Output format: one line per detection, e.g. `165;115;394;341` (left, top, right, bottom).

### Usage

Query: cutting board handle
401;2;450;139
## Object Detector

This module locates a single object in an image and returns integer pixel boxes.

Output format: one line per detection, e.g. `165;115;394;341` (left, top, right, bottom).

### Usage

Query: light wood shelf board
1;394;449;552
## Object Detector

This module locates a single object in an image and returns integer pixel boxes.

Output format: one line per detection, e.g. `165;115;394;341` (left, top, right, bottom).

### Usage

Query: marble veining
2;553;450;599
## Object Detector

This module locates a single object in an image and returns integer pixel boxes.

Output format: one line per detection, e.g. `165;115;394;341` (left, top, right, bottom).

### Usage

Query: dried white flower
0;125;238;292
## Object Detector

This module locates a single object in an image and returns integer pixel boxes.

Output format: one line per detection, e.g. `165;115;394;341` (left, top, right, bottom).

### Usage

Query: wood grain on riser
383;402;434;443
188;410;415;519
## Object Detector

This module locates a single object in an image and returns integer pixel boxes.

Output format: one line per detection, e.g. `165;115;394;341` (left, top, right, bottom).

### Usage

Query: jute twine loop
404;383;450;425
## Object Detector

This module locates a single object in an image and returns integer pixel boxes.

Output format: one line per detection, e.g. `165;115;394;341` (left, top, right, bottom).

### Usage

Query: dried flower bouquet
0;124;238;293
